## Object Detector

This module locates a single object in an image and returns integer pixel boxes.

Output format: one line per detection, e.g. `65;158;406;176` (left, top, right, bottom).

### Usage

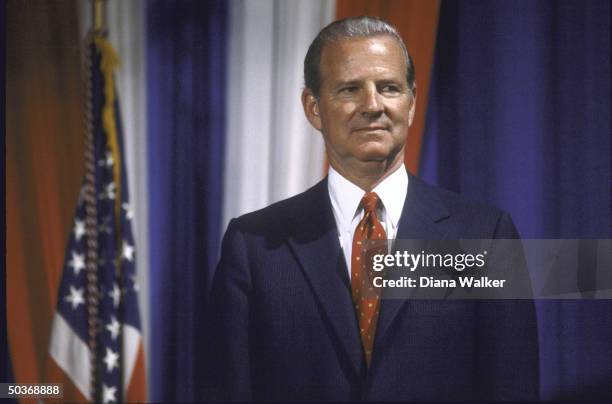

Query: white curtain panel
222;0;335;232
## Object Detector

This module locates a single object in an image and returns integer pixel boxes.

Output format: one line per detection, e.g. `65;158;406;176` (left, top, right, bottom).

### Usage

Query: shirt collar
371;163;408;229
328;163;408;231
328;166;365;233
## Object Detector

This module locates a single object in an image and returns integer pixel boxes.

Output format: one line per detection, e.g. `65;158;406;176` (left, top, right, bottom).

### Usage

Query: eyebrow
331;78;404;89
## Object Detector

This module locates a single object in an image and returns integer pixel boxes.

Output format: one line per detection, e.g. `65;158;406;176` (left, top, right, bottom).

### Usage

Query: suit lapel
375;174;452;345
285;175;455;374
286;179;364;378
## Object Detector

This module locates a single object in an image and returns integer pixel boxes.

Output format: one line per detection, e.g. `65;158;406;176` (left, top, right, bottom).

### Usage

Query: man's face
303;35;415;174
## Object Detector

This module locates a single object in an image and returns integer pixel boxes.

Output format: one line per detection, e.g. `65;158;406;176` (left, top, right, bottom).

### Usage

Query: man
204;16;539;401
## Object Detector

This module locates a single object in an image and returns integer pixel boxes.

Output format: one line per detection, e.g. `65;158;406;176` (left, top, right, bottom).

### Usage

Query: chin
355;143;393;160
356;151;393;163
357;145;404;166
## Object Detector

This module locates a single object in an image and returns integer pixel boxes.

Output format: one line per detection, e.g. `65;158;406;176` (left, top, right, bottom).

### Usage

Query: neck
329;154;404;191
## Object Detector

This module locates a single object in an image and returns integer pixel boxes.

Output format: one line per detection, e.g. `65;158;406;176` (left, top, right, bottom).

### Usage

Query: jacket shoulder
409;175;519;238
225;179;327;235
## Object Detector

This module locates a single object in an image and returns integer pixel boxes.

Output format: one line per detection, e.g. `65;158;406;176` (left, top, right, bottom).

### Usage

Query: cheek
339;102;356;116
322;104;355;131
389;101;413;125
329;100;357;121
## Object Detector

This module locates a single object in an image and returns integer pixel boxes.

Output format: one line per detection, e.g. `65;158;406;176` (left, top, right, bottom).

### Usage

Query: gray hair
304;16;415;97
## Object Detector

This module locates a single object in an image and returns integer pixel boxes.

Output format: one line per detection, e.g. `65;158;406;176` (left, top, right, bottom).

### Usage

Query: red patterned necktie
351;192;387;367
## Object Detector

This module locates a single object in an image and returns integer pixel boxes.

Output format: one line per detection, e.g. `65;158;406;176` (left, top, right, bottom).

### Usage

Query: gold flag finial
93;0;106;33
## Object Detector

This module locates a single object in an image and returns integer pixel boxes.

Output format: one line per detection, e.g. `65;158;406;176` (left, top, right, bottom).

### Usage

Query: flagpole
45;1;145;400
85;1;107;400
84;49;100;402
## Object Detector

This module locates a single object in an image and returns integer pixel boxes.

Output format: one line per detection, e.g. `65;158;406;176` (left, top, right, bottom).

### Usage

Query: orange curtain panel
6;0;84;388
335;0;440;174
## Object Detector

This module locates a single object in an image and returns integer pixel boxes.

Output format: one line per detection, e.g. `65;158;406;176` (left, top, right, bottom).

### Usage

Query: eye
339;85;358;94
380;84;400;94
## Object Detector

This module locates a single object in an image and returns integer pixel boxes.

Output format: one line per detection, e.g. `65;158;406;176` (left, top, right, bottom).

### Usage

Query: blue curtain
146;0;227;401
421;0;611;399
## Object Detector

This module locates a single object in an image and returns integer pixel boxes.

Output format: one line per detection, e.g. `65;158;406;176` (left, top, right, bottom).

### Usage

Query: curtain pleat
421;0;611;399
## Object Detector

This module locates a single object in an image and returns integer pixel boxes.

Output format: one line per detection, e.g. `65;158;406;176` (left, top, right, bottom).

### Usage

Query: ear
408;85;417;126
301;88;322;131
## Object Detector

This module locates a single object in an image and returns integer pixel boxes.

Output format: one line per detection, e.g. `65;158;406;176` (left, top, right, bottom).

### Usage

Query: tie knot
362;192;380;214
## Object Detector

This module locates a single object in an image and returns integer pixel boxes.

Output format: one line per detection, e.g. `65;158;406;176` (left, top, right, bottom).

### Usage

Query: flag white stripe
49;312;143;399
122;324;141;396
48;312;91;400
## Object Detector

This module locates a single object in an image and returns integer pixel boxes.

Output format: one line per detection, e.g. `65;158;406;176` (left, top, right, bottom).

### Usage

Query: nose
361;84;383;116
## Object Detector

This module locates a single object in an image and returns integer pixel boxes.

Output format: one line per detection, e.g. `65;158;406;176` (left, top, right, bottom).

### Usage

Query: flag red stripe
125;344;147;402
45;356;89;402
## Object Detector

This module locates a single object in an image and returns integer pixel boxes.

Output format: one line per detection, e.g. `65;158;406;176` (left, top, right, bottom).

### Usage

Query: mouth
353;126;389;133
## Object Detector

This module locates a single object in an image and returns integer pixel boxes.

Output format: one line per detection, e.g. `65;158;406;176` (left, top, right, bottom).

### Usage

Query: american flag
45;34;146;403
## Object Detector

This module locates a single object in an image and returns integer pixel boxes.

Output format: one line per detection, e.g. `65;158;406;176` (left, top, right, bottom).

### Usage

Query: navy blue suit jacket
203;174;539;401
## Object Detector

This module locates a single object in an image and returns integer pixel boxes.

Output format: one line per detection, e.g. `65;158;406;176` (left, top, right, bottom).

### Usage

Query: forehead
319;35;407;84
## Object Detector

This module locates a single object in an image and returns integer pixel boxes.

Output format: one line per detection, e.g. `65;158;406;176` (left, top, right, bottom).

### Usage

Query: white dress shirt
328;164;409;278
